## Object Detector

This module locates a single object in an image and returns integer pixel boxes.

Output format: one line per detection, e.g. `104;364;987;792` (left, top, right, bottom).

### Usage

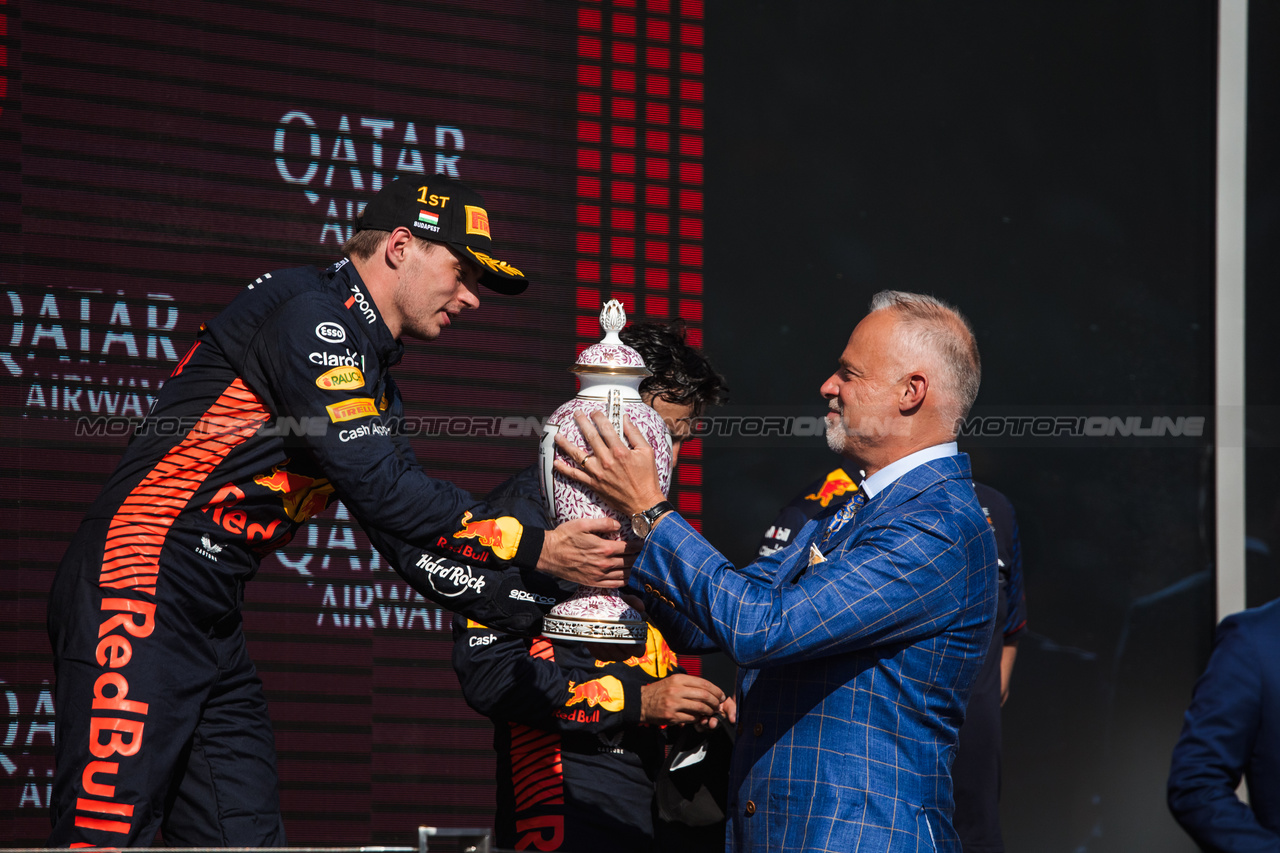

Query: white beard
825;412;846;454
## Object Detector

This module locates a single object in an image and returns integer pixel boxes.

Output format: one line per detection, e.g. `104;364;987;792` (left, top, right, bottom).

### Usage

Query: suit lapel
777;494;870;584
806;455;973;561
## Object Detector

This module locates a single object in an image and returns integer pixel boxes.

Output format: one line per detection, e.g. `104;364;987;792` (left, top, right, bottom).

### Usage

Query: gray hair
868;290;981;430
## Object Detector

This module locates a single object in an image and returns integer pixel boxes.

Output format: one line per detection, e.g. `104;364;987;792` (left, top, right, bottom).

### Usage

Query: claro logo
309;349;362;369
348;285;377;325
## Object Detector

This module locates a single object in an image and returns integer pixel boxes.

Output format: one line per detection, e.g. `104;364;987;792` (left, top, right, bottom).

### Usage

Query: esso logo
315;322;347;343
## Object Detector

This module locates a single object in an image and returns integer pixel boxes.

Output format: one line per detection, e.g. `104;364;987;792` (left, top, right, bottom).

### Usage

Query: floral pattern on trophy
538;300;673;644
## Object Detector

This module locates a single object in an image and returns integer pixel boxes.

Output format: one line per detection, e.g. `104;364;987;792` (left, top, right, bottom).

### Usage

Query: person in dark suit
556;291;998;852
1168;597;1280;849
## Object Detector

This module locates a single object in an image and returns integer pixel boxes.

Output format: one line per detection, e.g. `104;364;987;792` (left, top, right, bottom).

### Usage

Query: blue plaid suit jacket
634;453;998;852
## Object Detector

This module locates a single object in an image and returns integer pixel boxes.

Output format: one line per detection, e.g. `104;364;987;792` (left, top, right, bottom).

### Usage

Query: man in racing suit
46;176;626;848
453;322;733;852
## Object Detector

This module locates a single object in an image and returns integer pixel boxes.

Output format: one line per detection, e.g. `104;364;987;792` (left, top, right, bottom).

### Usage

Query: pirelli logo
326;398;379;423
464;205;491;239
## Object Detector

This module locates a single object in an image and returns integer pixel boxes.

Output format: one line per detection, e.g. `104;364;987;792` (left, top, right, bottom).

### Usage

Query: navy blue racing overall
47;258;563;847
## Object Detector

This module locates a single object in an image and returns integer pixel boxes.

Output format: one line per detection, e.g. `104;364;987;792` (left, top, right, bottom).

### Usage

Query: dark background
700;2;1277;851
4;0;1278;850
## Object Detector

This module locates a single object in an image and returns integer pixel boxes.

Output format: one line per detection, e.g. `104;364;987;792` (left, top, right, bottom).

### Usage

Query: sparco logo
349;285;377;325
416;554;485;597
509;589;557;606
315;321;346;343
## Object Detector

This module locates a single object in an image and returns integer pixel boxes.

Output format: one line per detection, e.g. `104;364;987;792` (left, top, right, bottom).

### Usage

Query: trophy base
541;614;648;644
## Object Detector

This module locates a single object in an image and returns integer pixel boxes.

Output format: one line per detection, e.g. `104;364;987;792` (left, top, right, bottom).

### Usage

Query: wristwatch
631;500;674;539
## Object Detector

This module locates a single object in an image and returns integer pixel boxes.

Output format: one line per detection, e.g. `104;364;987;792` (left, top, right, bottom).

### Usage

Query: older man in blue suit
1168;597;1280;850
557;291;999;852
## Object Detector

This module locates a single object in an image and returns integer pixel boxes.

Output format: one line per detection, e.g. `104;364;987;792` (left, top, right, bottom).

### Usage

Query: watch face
631;515;650;539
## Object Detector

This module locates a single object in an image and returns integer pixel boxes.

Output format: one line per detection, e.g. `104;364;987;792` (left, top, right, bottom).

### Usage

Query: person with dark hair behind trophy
453;320;734;852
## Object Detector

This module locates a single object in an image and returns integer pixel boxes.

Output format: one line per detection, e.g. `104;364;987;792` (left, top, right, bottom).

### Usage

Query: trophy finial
572;300;649;376
600;300;626;339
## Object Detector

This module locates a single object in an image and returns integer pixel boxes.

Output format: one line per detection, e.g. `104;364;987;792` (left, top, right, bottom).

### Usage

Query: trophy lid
573;300;652;377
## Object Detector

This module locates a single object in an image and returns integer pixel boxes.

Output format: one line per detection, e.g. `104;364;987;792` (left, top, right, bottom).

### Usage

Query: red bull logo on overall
254;462;335;522
601;625;679;678
806;468;857;507
452;510;522;561
66;597;158;840
564;675;625;713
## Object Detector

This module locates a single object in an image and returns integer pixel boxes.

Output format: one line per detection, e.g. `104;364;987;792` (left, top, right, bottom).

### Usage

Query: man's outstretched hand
538;516;629;587
553;410;666;519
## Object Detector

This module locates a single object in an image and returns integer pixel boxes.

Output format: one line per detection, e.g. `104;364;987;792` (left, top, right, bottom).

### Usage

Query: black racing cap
356;175;530;295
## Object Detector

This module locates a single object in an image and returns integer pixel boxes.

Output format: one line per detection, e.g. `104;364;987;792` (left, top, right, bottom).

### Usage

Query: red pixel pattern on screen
575;0;706;535
1;0;704;844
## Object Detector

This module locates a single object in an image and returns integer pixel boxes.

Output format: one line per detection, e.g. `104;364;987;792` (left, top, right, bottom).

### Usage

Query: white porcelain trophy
538;300;673;644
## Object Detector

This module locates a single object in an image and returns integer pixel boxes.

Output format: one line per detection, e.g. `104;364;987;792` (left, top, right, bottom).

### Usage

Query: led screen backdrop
1;0;706;843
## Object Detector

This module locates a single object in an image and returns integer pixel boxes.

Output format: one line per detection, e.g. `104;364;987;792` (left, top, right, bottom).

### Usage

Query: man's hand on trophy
553;410;665;518
538;517;629;587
